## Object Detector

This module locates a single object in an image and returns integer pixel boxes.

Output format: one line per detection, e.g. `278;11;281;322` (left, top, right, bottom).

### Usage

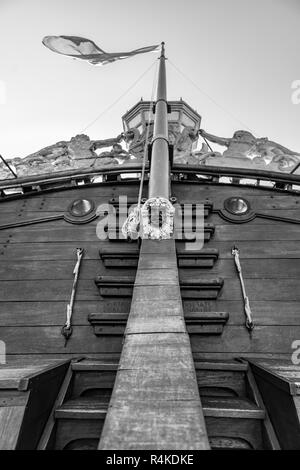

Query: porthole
69;199;94;217
224;197;250;215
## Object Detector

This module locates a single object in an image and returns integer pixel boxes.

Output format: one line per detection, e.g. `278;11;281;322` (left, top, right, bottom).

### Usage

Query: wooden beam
98;239;210;450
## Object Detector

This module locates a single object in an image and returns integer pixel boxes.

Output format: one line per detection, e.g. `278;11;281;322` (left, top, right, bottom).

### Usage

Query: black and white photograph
0;0;300;456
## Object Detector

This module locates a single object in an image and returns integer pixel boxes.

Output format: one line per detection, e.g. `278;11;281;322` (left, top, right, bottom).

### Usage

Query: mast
148;42;169;199
99;43;210;450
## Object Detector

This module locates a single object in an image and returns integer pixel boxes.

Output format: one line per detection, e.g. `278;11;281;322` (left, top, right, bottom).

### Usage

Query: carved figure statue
198;129;300;172
94;143;130;168
123;123;200;164
6;133;126;179
122;126;153;158
173;126;199;163
199;129;257;160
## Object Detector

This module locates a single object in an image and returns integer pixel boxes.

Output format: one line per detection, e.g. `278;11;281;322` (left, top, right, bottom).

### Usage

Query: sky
0;0;300;159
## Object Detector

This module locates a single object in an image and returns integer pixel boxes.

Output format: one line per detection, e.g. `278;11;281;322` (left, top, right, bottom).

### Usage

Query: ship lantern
122;99;202;144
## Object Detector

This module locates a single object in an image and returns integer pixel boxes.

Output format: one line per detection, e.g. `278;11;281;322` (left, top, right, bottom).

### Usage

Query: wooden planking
197;240;300;258
2;352;291;366
210;213;300;225
182;258;300;279
184;300;300;326
217;279;300;301
190;325;300;354
1;323;298;356
0;406;26;450
0;300;131;326
2;219;300;243
173;183;300;204
37;363;74;450
0;259;137;281
0;186;141;212
0;280;100;301
1;326;122;354
0;222;100;243
11;257;300;282
0;368;40;389
212;225;300;241
0;242;129;260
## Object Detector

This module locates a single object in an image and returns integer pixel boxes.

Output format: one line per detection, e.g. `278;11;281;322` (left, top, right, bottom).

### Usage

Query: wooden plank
210;212;300;225
3;354;120;366
2;352;292;366
244;363;281;449
250;365;300;449
0;326;123;354
3;217;300;243
0;223;101;243
0;242;126;260
0;368;40;389
0;300;131;326
202;397;265;419
37;362;73;450
16;361;71;449
192;240;300;258
0;297;299;328
0;280;100;301
0;260;123;281
190;325;300;354
0;406;26;450
217;279;300;301
212;225;300;241
99;239;210;450
185;300;300;326
185;258;300;279
99;401;209;450
173;183;300;205
19;359;73;391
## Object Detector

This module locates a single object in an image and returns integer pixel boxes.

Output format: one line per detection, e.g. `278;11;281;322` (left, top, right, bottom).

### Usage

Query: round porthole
224;197;250;215
69;199;94;217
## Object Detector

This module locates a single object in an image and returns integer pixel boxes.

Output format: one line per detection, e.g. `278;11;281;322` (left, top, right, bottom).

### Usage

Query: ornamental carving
0;133;134;179
122;123;199;163
194;129;300;173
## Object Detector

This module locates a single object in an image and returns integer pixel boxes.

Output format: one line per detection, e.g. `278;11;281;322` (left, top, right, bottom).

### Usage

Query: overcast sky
1;0;300;159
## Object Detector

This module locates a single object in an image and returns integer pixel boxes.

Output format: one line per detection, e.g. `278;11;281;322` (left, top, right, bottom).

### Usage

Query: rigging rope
168;58;258;137
80;60;157;133
62;247;84;346
231;246;254;333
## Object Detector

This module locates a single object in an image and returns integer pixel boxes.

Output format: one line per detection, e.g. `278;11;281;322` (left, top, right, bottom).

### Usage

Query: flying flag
42;36;159;66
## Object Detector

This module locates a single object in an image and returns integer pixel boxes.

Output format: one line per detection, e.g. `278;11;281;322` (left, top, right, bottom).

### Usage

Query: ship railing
1;162;300;198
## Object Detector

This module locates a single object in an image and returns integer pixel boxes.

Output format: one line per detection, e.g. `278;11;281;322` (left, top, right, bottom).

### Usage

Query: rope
0;155;17;178
168;58;258;137
80;60;157;133
199;134;213;152
231;246;254;332
62;247;84;346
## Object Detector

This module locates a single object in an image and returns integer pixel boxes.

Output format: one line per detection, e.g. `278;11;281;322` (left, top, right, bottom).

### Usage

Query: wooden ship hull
1;45;300;451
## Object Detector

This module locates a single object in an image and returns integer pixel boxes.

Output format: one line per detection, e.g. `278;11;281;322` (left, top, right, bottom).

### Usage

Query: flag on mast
42;36;159;66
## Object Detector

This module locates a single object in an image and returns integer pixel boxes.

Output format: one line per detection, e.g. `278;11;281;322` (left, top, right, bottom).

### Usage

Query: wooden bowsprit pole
99;43;210;450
